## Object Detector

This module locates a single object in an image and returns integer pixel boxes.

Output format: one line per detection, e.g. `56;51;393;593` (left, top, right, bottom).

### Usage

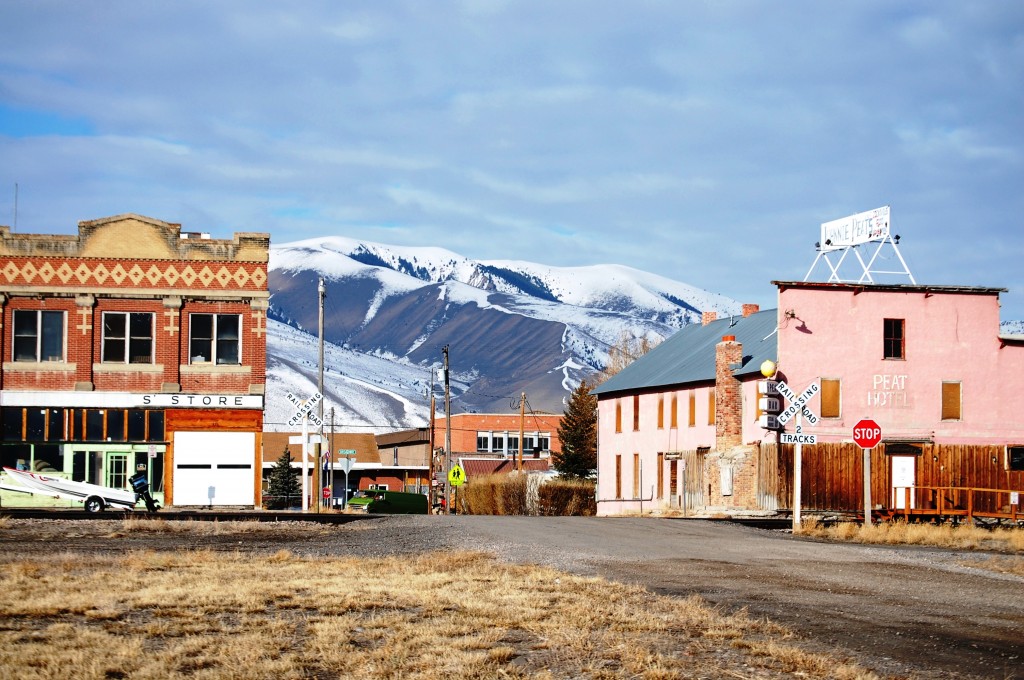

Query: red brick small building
0;214;269;508
432;412;562;460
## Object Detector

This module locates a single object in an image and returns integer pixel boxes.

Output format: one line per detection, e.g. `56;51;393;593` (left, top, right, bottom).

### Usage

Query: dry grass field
796;519;1024;578
796;519;1024;551
0;518;879;679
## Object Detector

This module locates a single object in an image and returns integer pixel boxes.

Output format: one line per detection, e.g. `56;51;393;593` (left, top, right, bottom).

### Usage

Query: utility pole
443;345;451;510
518;391;526;472
429;369;436;499
330;406;335;504
315;277;325;513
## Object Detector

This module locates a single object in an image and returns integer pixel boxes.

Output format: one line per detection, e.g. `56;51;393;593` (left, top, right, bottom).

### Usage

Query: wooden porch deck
880;485;1024;525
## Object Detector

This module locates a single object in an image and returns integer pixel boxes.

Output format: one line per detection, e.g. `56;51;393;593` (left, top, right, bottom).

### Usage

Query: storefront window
3;408;23;441
128;411;147;441
86;410;105;441
107;410;126;441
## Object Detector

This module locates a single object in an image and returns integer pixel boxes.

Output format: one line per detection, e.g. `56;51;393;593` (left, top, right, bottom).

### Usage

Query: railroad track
0;507;796;530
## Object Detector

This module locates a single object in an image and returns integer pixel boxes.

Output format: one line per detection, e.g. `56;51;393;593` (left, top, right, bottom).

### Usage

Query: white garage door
173;431;255;506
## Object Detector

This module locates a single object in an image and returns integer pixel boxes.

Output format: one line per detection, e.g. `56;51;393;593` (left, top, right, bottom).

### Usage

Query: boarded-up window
633;395;640;431
657;397;664;429
688;392;696;427
941;381;961;421
708;388;716;426
669;460;678;497
670;395;678;428
657;452;664;499
615;401;622;433
821;378;841;418
632;453;640;498
884;318;905;359
615;455;622;498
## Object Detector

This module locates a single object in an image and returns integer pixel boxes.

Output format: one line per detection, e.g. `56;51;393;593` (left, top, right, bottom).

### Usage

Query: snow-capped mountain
266;236;742;432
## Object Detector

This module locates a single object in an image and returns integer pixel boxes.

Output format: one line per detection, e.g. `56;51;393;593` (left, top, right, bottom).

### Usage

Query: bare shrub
464;475;593;516
497;473;528;515
462;474;500;515
538;479;596;516
463;473;527;515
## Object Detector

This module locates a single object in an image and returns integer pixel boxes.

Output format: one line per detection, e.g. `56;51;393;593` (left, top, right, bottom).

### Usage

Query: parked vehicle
0;467;160;513
347;490;429;514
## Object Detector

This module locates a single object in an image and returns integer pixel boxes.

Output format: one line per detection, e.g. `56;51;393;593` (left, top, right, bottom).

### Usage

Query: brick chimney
742;303;760;318
715;335;743;450
702;311;717;326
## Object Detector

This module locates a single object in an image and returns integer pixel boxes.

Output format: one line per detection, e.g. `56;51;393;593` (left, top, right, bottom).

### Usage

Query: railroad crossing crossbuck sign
775;380;819;426
776;380;819;445
285;391;323;428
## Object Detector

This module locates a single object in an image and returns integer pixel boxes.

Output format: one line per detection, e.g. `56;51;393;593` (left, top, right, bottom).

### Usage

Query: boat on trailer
0;467;158;513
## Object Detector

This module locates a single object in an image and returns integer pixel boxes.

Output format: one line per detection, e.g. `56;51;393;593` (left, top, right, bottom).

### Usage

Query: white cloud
0;1;1021;320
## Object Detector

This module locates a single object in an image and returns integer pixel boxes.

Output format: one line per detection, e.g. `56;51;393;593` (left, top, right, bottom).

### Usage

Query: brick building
432;412;562;461
376;412;563;499
0;214;269;509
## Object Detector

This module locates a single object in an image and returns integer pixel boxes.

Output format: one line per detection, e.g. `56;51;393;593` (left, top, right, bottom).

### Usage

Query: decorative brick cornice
0;257;267;292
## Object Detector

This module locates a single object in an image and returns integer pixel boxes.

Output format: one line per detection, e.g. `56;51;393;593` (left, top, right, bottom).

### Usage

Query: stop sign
322;486;331;499
852;419;882;449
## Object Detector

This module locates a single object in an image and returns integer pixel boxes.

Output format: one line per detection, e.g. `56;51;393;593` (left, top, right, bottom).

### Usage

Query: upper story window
102;312;154;364
632;395;640;431
13;310;65;362
477;431;550;454
820;378;841;418
883;318;905;360
189;313;240;365
941;381;961;421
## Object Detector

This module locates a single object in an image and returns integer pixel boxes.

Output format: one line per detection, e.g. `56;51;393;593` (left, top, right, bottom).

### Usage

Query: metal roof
592;309;779;397
458;458;551;477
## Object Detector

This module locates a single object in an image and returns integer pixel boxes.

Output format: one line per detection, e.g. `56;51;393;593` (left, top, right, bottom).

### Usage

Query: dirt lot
2;514;1021;679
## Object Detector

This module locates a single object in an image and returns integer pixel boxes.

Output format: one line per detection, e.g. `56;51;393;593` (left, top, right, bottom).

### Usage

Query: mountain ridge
266;236;742;432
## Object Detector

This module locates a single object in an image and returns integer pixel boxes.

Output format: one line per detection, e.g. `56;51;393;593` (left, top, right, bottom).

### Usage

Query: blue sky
1;1;1022;321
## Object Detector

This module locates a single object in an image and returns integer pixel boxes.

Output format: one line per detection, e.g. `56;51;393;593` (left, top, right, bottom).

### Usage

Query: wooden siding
767;442;1023;513
678;449;704;512
755;442;780;511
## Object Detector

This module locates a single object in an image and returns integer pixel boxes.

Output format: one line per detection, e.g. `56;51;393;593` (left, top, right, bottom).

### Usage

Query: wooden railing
889;486;1024;524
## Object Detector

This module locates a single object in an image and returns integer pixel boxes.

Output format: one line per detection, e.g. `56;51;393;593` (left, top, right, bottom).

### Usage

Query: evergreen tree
554;379;598;479
266;448;301;509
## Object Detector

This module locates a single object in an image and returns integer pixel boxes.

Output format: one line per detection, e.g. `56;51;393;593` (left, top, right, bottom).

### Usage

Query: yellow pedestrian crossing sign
448;464;466;486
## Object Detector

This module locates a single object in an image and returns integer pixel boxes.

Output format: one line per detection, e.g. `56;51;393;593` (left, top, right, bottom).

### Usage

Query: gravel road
367;515;1024;680
2;514;1021;679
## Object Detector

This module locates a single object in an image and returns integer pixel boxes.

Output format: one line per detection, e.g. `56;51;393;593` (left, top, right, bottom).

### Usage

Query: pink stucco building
774;281;1024;445
594;283;1024;518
